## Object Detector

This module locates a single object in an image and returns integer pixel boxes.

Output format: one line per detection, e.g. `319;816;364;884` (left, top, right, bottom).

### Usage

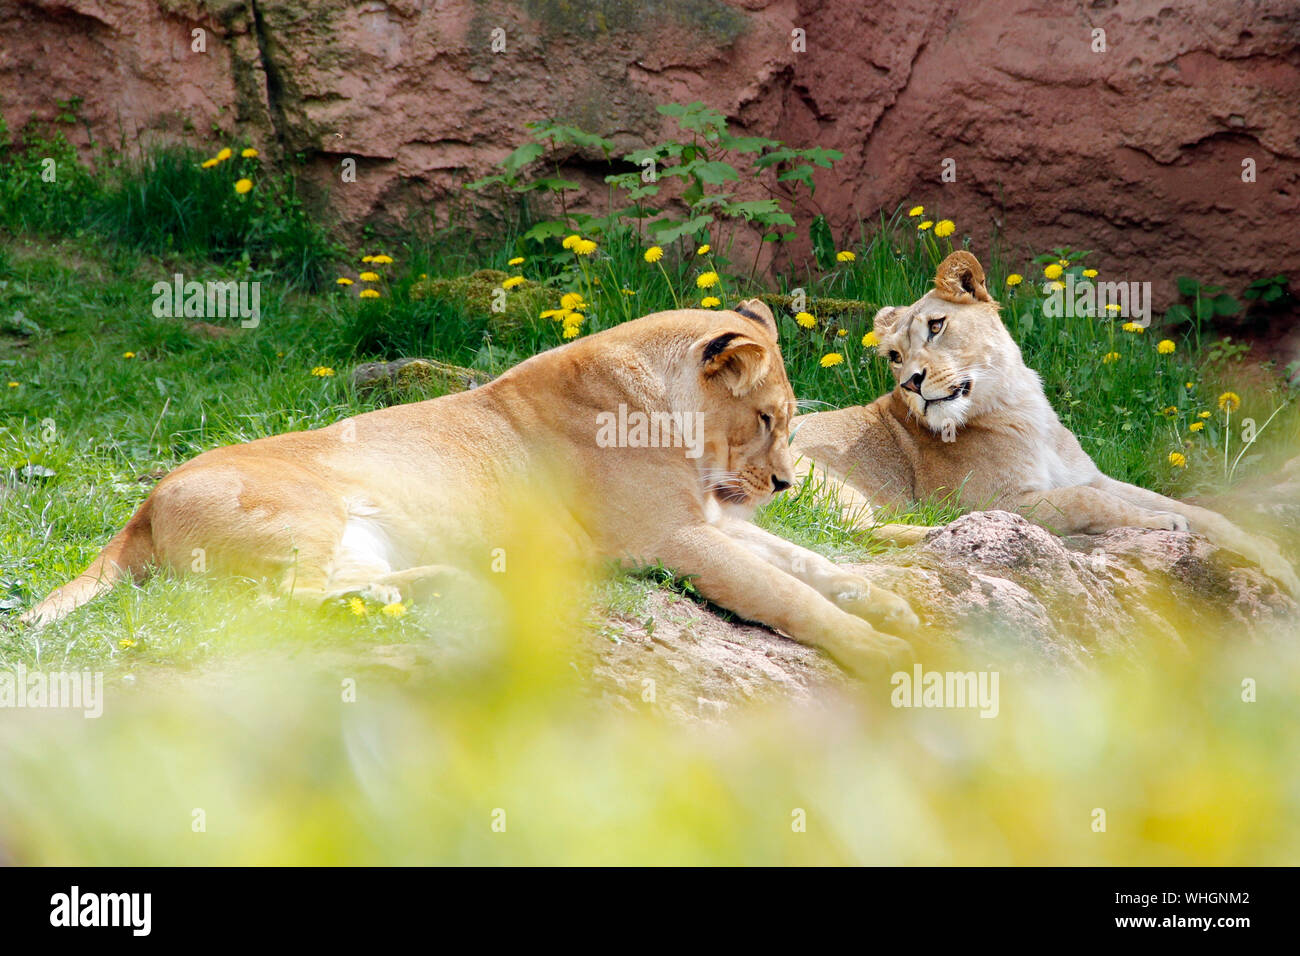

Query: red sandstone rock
4;0;1298;336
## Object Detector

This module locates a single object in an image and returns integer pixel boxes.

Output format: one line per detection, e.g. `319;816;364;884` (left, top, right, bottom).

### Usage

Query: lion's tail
19;500;156;628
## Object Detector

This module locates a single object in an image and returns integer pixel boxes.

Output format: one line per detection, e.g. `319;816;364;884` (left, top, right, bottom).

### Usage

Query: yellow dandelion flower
118;638;138;650
562;235;581;250
696;244;710;256
836;328;847;337
508;256;525;266
1198;410;1212;419
560;292;586;311
1057;258;1069;266
359;271;380;282
562;324;582;339
795;311;816;329
336;277;354;286
215;147;232;162
502;276;525;289
820;353;845;368
574;239;598;256
1102;351;1121;363
836;250;856;262
241;147;259;158
540;309;565;320
381;602;406;618
696;271;719;289
1162;405;1178;418
347;596;367;617
1189;421;1204;432
6;382;17;388
908;205;924;217
359;289;381;299
1217;392;1241;412
700;296;721;308
1082;268;1098;278
933;220;955;238
361;255;375;263
1168;452;1187;468
1157;339;1176;354
918;221;933;231
862;330;879;348
234;178;253;194
1043;263;1063;280
1005;274;1023;287
1050;280;1065;291
1122;321;1144;333
621;288;636;296
644;246;664;263
200;158;219;169
311;366;335;377
122;351;136;359
1106;304;1124;313
371;254;394;265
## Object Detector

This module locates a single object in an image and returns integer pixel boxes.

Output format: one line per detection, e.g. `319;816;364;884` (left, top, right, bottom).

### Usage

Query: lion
22;300;915;673
790;251;1300;595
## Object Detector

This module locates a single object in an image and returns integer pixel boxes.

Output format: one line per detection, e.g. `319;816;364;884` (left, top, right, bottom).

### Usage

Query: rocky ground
589;502;1299;719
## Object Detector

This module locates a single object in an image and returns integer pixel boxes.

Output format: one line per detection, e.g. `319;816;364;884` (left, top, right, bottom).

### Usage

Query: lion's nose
902;369;927;394
772;475;791;493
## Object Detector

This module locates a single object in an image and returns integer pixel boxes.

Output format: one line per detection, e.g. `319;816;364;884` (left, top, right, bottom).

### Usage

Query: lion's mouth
922;380;971;412
712;487;751;505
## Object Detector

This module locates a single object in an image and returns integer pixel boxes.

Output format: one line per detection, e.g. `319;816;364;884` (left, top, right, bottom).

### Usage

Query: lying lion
791;251;1300;595
23;300;915;673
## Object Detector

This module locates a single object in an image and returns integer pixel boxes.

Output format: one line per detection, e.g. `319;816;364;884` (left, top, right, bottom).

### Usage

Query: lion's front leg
1093;476;1300;595
651;523;912;676
1013;484;1189;535
716;518;920;634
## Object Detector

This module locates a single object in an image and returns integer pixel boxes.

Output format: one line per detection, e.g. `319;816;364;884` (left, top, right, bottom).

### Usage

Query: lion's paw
831;576;921;634
1139;511;1190;533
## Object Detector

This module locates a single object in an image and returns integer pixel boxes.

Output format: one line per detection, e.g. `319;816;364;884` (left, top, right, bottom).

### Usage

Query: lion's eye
888;351;902;364
759;412;773;430
928;318;946;337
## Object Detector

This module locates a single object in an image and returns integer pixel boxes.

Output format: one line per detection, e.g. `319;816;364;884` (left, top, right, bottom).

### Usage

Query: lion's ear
696;331;770;396
872;306;903;337
934;251;992;304
732;298;776;336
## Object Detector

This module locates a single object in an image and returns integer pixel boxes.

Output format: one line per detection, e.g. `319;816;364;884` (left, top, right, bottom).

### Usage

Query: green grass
2;137;1300;866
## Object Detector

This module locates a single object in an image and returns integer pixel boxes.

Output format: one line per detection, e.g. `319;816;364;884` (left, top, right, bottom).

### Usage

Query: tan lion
22;301;915;673
791;251;1300;595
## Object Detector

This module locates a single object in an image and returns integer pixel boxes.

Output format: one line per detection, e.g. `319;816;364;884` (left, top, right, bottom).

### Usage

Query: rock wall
5;0;1300;312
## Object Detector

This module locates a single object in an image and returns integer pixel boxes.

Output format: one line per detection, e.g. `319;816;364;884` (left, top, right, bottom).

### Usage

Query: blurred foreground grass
1;501;1297;865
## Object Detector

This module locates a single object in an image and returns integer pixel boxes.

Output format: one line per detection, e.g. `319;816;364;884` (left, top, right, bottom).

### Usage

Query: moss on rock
410;269;552;331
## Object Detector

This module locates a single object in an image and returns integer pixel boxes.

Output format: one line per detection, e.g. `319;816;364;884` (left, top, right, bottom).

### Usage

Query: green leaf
691;161;739;185
1175;276;1201;297
501;142;544;176
1212;293;1241;316
777;165;814;191
809;215;835;271
1165;304;1191;323
529;177;581;192
650;214;714;244
522;220;569;242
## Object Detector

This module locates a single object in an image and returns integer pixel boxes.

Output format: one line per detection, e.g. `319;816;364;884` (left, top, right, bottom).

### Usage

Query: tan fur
23;301;915;673
792;253;1300;595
